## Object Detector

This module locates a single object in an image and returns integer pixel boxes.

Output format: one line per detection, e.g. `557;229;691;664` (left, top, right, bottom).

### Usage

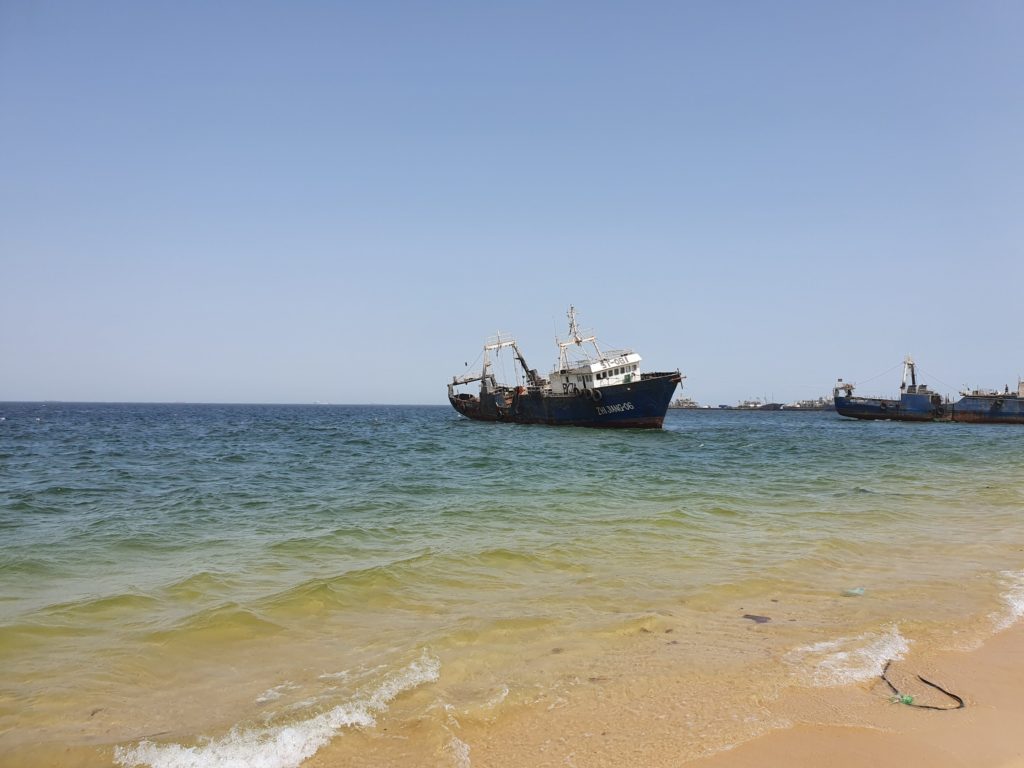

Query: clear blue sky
2;1;1021;405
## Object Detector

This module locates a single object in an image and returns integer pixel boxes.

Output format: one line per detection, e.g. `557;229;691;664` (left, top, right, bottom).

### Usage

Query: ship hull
833;394;941;421
950;395;1024;424
834;396;902;420
450;372;682;429
835;393;1023;424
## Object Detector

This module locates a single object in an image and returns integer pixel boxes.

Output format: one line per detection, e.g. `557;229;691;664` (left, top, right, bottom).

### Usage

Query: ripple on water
142;603;286;648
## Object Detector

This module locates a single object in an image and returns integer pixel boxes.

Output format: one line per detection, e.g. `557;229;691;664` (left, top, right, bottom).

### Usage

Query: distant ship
786;397;832;411
668;397;702;409
448;307;683;429
732;398;784;411
834;357;1024;424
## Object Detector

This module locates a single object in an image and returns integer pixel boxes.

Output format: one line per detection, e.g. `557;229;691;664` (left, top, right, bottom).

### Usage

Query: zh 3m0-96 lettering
597;402;635;416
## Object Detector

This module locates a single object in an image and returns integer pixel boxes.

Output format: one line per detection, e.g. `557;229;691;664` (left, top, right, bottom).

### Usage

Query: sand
415;621;1024;768
688;622;1024;768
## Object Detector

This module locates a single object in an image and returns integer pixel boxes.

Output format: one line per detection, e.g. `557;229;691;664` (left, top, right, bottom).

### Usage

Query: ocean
2;402;1023;767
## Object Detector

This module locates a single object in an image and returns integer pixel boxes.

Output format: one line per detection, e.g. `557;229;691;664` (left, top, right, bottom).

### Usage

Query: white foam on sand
786;625;910;687
114;651;441;768
992;570;1024;632
446;734;472;768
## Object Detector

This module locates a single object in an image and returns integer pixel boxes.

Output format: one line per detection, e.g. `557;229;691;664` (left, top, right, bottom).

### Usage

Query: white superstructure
551;306;644;396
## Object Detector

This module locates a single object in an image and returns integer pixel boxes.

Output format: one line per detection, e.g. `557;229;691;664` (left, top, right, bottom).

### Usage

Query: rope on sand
881;660;965;710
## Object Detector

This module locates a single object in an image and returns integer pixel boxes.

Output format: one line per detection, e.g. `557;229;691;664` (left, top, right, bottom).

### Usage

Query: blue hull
834;391;944;421
950;395;1024;424
835;393;1024;424
450;372;682;429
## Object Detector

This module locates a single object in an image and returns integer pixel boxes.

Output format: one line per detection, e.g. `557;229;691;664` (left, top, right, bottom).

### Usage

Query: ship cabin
553;352;642;396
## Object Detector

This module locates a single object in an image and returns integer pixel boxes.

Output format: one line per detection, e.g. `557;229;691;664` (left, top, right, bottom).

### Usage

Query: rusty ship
834;356;1024;424
448;307;683;429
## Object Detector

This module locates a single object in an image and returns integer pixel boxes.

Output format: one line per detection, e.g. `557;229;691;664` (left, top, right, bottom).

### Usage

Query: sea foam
991;569;1024;632
114;651;440;768
786;625;909;687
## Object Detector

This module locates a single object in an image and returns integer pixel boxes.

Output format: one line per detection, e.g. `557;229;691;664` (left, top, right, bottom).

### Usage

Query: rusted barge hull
450;371;682;429
835;394;1024;424
834;392;947;422
951;396;1024;424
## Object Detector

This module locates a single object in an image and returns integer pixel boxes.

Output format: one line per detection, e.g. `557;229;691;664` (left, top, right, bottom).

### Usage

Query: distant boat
668;397;701;409
786;397;832;411
834;356;1024;424
448;307;683;429
734;398;783;411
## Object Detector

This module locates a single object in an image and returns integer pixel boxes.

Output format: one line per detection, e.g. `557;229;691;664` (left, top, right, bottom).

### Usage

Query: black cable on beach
881;660;965;711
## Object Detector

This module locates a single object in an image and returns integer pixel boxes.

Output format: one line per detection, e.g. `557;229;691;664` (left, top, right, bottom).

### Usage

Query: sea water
1;403;1023;767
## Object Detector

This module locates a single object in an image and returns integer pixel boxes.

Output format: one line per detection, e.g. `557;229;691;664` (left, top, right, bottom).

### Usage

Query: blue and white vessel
448;307;683;429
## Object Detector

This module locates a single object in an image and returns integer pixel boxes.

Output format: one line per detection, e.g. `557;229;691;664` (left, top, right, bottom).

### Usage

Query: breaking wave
114;651;440;768
991;569;1024;632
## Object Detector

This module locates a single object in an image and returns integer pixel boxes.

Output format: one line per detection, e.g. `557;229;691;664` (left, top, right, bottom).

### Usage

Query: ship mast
485;335;542;387
900;355;917;390
557;305;603;370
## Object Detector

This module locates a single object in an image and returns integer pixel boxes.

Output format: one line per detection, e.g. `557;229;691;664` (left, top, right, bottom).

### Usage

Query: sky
2;1;1022;405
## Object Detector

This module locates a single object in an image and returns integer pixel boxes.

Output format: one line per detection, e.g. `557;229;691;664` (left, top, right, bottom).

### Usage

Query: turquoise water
2;403;1023;767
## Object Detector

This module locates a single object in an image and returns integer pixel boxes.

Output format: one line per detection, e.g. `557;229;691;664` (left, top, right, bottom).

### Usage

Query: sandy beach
689;621;1024;768
386;620;1024;768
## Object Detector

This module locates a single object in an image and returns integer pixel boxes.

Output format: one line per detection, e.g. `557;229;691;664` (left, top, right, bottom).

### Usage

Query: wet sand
385;621;1024;768
7;617;1023;768
689;622;1024;768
